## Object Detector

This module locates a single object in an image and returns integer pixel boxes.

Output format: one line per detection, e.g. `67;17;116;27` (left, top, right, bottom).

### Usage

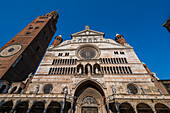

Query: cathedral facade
0;12;169;113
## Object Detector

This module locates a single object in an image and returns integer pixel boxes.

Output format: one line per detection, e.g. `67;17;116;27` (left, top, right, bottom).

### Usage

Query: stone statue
79;68;82;74
63;86;68;94
95;68;98;74
111;85;116;94
158;89;163;95
141;86;146;95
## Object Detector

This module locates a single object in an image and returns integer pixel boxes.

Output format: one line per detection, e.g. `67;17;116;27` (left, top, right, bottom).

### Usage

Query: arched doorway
137;103;154;113
46;101;61;113
29;101;44;113
74;79;106;113
119;102;135;113
0;101;13;113
155;103;170;113
14;101;28;113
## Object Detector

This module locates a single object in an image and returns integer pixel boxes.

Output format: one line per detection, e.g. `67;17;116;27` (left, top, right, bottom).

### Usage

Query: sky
0;0;170;79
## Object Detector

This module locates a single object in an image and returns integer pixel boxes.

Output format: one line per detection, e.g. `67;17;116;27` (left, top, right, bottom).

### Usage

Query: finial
85;25;90;30
59;33;62;37
116;33;120;36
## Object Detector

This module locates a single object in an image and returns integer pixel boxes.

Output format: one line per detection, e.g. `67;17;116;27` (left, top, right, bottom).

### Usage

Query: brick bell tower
0;11;59;82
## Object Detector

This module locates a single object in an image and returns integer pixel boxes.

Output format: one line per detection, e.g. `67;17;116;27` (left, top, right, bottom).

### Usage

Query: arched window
16;87;23;94
77;64;83;74
0;85;6;94
93;63;101;74
85;64;92;74
127;84;138;94
43;84;53;94
10;86;17;94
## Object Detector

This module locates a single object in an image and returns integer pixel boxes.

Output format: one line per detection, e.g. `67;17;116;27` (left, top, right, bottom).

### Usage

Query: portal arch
74;79;106;113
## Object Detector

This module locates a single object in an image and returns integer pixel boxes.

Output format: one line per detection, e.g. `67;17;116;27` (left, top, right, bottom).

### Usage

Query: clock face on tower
0;44;22;57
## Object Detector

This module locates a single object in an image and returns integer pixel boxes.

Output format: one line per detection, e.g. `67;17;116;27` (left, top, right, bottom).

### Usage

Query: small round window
43;84;53;94
127;84;138;94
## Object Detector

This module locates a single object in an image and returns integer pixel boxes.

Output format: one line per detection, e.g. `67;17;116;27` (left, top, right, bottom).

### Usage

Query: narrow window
28;27;33;29
52;59;55;65
128;66;132;74
48;68;52;74
36;21;44;23
116;67;119;74
35;26;39;29
83;39;86;42
120;51;124;54
110;67;113;74
124;58;128;63
119;67;123;74
65;53;69;56
26;32;31;34
114;51;119;54
58;53;63;56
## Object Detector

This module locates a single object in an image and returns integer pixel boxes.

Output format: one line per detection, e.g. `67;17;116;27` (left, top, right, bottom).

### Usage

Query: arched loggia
74;79;106;113
0;101;13;113
137;103;154;113
46;101;61;113
29;101;44;113
119;102;135;113
155;103;170;113
14;101;28;113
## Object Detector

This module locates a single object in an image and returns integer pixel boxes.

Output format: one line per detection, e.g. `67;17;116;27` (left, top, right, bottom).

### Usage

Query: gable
71;29;105;39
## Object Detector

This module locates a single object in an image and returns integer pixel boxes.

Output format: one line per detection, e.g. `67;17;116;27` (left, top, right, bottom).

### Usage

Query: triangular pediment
71;27;105;38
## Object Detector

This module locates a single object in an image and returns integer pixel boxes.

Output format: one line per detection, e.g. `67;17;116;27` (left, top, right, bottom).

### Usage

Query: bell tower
0;11;59;82
115;33;127;45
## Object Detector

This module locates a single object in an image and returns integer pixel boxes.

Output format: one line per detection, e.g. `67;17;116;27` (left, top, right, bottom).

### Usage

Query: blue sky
0;0;170;79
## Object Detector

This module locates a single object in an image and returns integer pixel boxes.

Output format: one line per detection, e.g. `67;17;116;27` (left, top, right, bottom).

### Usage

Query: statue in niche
111;85;116;94
63;86;68;94
35;85;39;94
95;68;98;74
87;65;91;74
79;68;82;74
158;89;163;95
23;73;33;84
